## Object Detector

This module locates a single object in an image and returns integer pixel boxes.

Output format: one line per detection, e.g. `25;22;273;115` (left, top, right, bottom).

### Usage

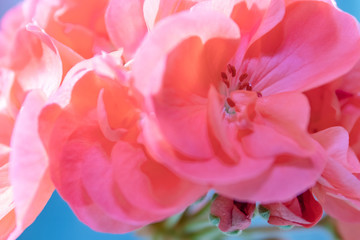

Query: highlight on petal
8;90;54;239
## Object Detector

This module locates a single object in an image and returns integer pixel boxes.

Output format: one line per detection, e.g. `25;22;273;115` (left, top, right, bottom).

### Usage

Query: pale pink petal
0;68;15;115
105;0;147;59
8;90;54;239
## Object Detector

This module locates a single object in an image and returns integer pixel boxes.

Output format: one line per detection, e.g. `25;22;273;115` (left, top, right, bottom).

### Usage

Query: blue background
1;0;359;239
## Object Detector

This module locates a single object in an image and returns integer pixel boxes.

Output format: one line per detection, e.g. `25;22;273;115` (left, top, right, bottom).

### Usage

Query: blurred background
1;0;359;239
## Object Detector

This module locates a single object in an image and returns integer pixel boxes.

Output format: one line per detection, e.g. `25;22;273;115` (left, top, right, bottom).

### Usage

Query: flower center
220;64;262;116
220;64;262;97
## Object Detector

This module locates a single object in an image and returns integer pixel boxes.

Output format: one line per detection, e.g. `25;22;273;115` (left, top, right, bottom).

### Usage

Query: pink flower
260;190;323;228
0;9;82;238
39;52;207;233
133;0;360;203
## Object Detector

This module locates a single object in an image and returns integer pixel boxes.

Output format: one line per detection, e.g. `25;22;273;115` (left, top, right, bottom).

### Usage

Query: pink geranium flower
0;9;82;238
133;0;360;203
39;52;207;233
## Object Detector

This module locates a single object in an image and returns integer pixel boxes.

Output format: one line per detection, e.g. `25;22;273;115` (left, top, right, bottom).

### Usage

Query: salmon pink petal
8;90;54;239
245;1;360;95
105;0;147;59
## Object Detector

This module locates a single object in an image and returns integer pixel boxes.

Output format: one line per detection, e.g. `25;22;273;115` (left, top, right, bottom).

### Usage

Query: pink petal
8;90;54;239
7;24;62;98
133;10;240;96
312;127;360;222
245;1;360;95
215;149;325;203
141;115;273;185
111;141;207;215
105;0;147;59
232;0;285;45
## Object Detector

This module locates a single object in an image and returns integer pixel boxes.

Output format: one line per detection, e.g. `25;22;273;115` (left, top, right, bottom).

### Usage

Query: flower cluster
1;0;360;239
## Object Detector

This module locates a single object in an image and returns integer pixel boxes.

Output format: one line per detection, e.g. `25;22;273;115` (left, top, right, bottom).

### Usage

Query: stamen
223;79;230;88
227;64;236;77
257;92;263;97
238;82;248;90
239;73;248;82
246;83;252;91
226;98;236;108
221;72;228;80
